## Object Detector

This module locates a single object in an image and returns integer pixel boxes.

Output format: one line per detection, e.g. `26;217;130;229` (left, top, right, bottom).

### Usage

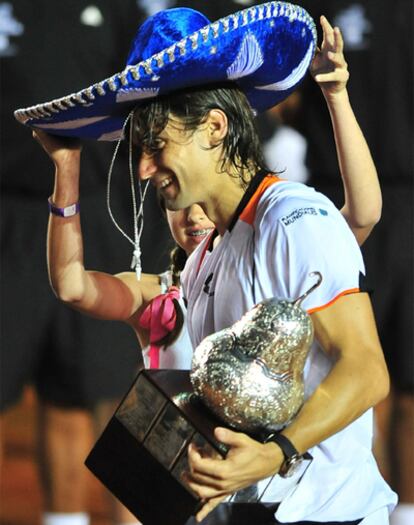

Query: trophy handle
294;271;323;307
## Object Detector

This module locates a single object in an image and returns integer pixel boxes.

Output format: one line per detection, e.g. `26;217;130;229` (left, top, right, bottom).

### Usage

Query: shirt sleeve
255;183;365;312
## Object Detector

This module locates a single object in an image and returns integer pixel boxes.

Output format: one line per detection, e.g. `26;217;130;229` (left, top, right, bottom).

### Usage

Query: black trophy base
85;369;227;525
86;416;197;525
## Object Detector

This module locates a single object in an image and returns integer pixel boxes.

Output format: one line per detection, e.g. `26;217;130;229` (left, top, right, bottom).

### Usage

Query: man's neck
202;167;255;236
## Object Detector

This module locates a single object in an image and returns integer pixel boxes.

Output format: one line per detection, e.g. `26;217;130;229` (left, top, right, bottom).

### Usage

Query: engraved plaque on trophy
85;369;228;525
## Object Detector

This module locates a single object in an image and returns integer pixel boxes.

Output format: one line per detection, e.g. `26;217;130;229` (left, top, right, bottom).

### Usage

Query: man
134;14;395;525
14;3;396;524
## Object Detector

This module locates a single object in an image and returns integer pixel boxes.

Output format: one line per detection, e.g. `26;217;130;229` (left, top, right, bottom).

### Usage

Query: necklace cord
106;111;149;280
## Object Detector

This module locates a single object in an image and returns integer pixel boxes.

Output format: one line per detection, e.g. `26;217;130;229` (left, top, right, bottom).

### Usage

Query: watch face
280;454;303;478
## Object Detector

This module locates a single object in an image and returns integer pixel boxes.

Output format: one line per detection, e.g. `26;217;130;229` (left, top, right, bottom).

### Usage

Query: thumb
214;427;246;447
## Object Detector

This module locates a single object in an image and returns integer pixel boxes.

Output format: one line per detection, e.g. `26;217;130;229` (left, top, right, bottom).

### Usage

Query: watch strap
265;432;312;461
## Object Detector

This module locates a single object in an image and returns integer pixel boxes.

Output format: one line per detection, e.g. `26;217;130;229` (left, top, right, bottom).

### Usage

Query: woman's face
166;204;214;256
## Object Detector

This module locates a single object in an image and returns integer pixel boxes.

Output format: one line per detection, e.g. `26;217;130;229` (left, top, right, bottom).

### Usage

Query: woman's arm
311;16;382;245
34;130;159;321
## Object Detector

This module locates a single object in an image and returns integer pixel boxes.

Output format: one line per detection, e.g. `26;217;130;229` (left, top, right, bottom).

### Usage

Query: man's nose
137;152;157;180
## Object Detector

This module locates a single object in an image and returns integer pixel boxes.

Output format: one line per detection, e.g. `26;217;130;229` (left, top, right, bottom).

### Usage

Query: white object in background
263;125;309;183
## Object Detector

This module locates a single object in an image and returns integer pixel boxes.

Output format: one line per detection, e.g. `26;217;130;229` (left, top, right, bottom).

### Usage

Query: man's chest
185;224;276;346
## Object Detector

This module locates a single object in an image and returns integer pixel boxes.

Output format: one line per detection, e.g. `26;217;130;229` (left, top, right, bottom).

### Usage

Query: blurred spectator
137;0;175;17
1;2;171;525
261;92;310;184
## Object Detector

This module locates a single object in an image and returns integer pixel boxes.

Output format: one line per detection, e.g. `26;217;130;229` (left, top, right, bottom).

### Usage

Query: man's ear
206;109;228;145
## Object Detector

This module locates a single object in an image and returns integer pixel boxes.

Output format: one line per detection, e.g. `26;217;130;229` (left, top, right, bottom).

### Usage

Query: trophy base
85;369;227;525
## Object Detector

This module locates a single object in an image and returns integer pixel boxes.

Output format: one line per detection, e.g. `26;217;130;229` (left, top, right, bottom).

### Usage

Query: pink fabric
139;286;180;368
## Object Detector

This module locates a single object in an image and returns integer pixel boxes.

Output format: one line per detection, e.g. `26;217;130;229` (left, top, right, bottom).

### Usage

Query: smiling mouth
159;177;173;190
188;229;213;237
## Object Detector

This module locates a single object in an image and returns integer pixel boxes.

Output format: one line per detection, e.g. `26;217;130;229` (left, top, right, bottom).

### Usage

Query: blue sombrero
14;2;317;141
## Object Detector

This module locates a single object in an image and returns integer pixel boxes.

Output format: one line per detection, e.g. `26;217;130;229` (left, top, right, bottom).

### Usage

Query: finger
32;129;47;141
195;495;228;523
327;50;347;68
183;469;226;491
188;445;226;479
320;15;334;33
314;69;350;84
214;426;248;447
320;15;335;48
334;26;344;54
185;476;228;499
32;129;51;150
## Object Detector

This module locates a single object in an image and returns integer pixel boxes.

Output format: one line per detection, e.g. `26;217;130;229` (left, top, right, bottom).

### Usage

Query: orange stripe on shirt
239;174;282;226
307;288;361;314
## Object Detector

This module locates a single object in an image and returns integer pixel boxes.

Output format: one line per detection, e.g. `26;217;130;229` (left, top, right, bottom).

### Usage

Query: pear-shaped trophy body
190;272;322;436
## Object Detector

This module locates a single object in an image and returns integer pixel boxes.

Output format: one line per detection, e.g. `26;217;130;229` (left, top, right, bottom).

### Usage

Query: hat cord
106;111;149;280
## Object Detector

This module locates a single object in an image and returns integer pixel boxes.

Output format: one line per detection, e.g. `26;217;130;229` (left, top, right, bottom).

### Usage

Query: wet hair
132;82;272;188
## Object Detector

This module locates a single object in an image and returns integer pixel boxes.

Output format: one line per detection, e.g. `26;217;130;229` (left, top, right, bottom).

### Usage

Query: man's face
137;116;216;211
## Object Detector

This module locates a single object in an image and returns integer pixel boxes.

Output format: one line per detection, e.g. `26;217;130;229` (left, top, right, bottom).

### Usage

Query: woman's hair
169;244;187;286
157;195;188;287
152;245;187;348
133;81;272;188
152;195;188;348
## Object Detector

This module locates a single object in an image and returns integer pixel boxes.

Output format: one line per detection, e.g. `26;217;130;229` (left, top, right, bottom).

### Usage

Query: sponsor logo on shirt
281;207;328;226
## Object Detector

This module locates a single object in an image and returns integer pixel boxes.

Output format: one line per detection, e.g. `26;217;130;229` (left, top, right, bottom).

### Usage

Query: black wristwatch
265;433;312;478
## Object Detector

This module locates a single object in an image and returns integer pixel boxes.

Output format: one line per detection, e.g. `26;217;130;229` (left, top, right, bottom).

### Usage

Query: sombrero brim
14;2;317;141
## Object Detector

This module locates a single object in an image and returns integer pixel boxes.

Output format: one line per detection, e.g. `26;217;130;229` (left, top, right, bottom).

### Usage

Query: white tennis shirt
181;176;397;522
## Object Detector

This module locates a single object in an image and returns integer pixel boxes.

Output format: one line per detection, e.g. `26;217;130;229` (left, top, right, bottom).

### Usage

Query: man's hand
33;130;82;169
185;427;283;522
310;16;349;100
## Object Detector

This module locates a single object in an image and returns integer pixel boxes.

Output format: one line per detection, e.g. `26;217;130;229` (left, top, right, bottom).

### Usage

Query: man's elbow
367;356;390;406
377;364;390;403
50;278;86;305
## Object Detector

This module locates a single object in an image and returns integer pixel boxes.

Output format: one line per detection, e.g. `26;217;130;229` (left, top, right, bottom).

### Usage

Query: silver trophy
190;272;322;436
86;272;323;523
